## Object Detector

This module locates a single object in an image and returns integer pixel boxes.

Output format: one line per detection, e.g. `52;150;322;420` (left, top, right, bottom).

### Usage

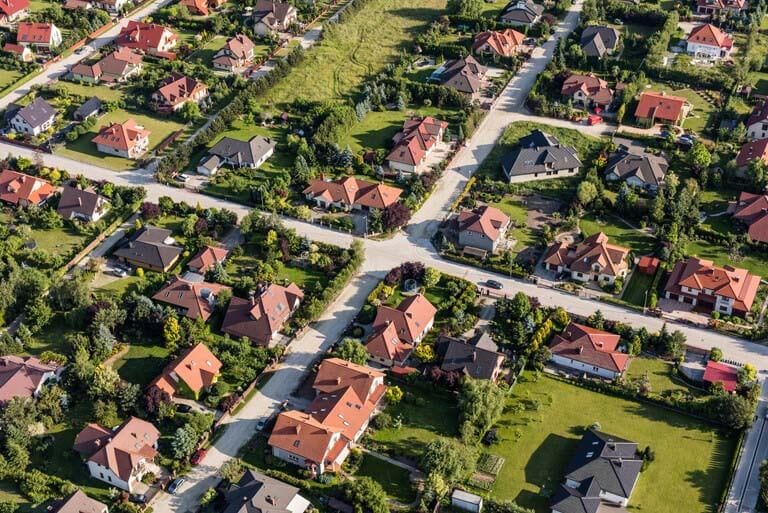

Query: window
593;366;599;372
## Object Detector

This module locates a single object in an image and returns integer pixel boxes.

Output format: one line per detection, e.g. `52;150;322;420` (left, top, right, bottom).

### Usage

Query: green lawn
187;35;228;67
112;343;172;387
0;68;25;93
56;109;186;171
93;275;144;299
23;314;74;356
257;0;448;109
489;196;538;251
621;269;656;306
580;213;657;256
367;382;459;459
226;252;329;291
490;373;737;513
624;356;696;394
749;71;768;96
26;224;89;259
0;481;28;512
355;453;415;503
56;81;125;103
684;239;767;277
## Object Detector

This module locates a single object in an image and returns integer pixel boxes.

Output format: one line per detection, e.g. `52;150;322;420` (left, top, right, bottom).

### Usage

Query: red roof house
549;323;630;379
729;192;768;243
561;73;614;108
187;245;230;274
150;343;222;399
472;29;525;57
637;256;660;276
457;205;511;253
542;232;630;284
736;139;768;169
634;92;690;126
92;119;151;159
16;22;61;49
686;23;733;58
152;276;229;321
180;0;209;15
152;72;208;112
221;283;304;346
0;0;28;25
116;21;177;58
365;321;414;367
703;360;739;392
0;169;53;206
386;116;448;174
302;177;402;211
372;294;437;345
0;356;60;404
696;0;745;15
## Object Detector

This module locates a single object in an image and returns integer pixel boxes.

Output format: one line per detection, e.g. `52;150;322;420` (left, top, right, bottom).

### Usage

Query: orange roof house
561;73;614;108
187;245;230;274
472;29;525;57
97;47;143;83
180;0;209;15
221;283;304;346
268;411;344;473
367;294;436;366
457;205;511;253
74;417;160;492
92;119;150;159
736;139;768;169
664;257;761;317
303;177;402;211
152;72;208;112
0;169;53;206
152;276;230;320
313;357;386;404
634;92;690;126
116;21;177;58
0;0;28;24
549;323;630;378
686;23;733;55
729;192;768;243
16;22;61;49
542;232;630;284
0;355;60;404
365;321;413;367
150;343;222;399
386;116;448;174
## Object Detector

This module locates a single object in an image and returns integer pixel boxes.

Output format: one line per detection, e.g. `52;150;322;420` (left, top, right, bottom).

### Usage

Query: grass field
257;0;448;109
112;343;172;386
23;314;73;356
489;196;539;251
56;109;186;171
355;453;415;503
0;68;25;93
0;481;28;511
0;211;90;259
624;356;695;394
580;213;657;255
621;269;655;306
93;275;144;299
490;372;736;513
56;81;124;103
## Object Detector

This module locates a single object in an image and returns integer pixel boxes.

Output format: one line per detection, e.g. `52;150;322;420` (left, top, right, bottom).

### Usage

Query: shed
73;97;102;121
451;489;483;513
637;256;660;276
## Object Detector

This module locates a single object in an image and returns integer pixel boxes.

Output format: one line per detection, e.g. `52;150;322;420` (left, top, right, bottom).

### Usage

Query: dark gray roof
580;26;619;58
208;136;276;167
223;470;306;513
113;226;182;269
12;97;56;128
439;336;504;380
57;185;106;219
605;149;668;188
73;97;102;120
500;0;544;24
501;130;582;179
438;56;487;94
550;479;602;513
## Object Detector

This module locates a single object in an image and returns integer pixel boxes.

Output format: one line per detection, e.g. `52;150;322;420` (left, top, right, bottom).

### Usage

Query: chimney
617;457;623;466
266;495;276;506
336;377;342;385
78;197;82;206
579;345;584;354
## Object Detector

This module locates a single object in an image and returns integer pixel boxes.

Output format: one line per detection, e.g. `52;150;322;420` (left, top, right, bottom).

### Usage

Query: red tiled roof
386;116;448;166
748;102;768;127
0;0;28;17
457;205;510;241
151;343;222;397
187;245;229;273
471;29;525;57
313;357;385;404
0;169;53;206
703;360;739;392
116;21;176;54
637;256;660;275
730;191;768;243
365;321;413;364
687;23;733;49
72;62;101;79
221;283;304;345
736;139;768;168
543;232;630;277
3;43;26;55
696;0;745;9
561;73;614;106
152;276;229;320
372;293;437;344
634;92;687;123
155;73;207;108
307;385;377;441
223;33;255;59
17;22;55;44
302;177;402;210
91;118;150;152
180;0;208;15
268;410;342;466
550;323;630;373
665;257;761;313
0;356;58;404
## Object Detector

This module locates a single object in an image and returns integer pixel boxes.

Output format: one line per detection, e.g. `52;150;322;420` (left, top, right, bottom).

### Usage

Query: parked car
279;400;290;411
256;419;266;431
110;268;128;278
191;448;207;465
129;494;147;504
174;174;190;183
176;403;192;413
486;279;504;290
168;478;185;495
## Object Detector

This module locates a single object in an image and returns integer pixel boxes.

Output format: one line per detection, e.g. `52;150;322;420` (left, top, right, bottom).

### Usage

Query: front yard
488;372;736;513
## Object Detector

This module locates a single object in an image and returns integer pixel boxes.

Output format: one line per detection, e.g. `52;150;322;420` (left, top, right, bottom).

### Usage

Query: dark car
486;279;504;290
129;494;147;504
191;448;207;465
176;403;192;413
167;478;185;495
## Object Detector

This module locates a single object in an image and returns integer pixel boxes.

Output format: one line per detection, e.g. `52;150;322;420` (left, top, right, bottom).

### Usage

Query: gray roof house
73;97;102;121
551;429;642;513
604;147;668;192
439;333;505;380
501;129;582;183
57;185;109;222
499;0;544;26
113;226;182;272
223;470;310;513
580;26;620;58
197;136;276;175
433;56;488;96
7;97;56;136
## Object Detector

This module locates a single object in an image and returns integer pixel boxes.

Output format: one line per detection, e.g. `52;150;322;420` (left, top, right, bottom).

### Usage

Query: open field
489;373;737;513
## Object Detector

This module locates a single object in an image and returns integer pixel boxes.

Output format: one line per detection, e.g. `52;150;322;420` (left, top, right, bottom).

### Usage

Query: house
542;232;630;285
221;283;304;346
152;73;208;113
729;191;768;243
471;29;525;57
8;97;56;136
439;333;505;380
74;417;160;492
696;0;745;16
501;129;582;183
457;205;511;254
433;56;487;97
736;139;768;173
213;34;256;72
92;119;150;159
0;0;28;27
180;0;210;15
451;490;483;513
252;0;297;36
98;47;143;83
50;490;107;513
686;23;733;60
16;22;61;50
747;102;768;140
116;21;177;58
549;323;630;379
57;185;109;222
366;294;436;366
0;355;61;405
93;0;130;13
580;26;620;59
197;136;275;175
0;169;54;206
150;343;222;399
63;0;93;9
664;257;761;316
560;73;614;110
71;62;102;83
499;0;543;27
551;429;641;512
152;276;229;321
385;116;448;174
604;147;668;192
634;91;690;127
73;97;102;121
3;42;32;61
269;358;385;475
223;470;310;513
702;360;739;392
188;245;230;274
302;177;403;211
113;226;183;272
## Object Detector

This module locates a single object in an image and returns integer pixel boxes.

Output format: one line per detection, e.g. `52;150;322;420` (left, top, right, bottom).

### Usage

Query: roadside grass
0;68;24;93
624;356;697;394
490;372;737;513
257;0;448;109
355;453;415;503
579;213;657;255
56;109;186;171
112;343;172;387
621;270;655;306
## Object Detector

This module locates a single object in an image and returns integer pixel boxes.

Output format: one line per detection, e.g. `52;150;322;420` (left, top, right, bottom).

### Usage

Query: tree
423;267;441;288
143;387;171;417
140;202;161;220
421;438;476;484
413;343;436;362
344;477;389;513
179;101;201;122
710;394;753;430
586;310;605;330
24;297;53;333
577;181;598;207
334;338;368;365
382;203;411;230
709;347;723;362
687;141;712;170
739;363;758;385
219;458;244;483
385;385;404;405
293;155;313;184
49;272;91;311
508;292;531;321
458;378;506;442
172;424;199;459
163;316;182;350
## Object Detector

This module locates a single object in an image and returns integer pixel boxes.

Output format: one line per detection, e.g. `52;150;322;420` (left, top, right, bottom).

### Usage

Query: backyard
624;356;698;395
621;269;656;307
579;213;657;256
112;343;172;387
355;453;416;504
488;372;736;513
639;83;717;134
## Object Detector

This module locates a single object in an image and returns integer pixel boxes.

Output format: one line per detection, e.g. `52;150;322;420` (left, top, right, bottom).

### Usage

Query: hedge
441;252;529;279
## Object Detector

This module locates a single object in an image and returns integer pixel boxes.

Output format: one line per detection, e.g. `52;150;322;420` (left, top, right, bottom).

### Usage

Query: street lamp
643;289;648;315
